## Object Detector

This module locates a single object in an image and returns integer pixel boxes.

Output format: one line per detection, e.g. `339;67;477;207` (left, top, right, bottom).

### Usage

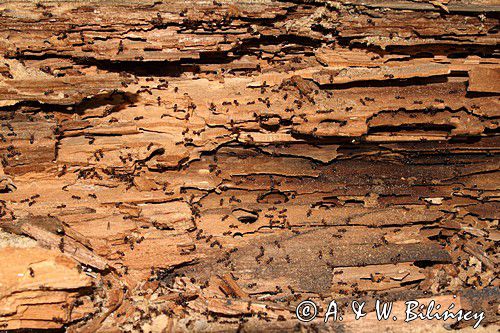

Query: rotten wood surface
0;0;498;331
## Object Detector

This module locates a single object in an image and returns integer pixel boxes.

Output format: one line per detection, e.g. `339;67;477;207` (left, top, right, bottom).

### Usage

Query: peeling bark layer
0;0;499;331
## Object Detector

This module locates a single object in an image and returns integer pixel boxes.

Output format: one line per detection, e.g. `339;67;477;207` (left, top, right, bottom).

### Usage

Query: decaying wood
0;0;498;331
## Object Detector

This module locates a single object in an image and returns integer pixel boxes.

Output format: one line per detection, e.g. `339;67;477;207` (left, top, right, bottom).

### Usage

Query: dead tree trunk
0;0;498;331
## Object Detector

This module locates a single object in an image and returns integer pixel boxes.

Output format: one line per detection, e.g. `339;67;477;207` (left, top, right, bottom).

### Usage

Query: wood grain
0;0;498;331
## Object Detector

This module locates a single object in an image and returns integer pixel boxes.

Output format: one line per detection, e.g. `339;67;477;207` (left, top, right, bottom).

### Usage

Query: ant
58;237;65;253
255;246;264;263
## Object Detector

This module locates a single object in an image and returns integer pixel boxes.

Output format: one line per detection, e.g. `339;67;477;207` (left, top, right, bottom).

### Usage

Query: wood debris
0;0;498;331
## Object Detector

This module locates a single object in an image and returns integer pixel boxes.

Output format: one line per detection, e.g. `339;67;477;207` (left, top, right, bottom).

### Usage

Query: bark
0;0;499;331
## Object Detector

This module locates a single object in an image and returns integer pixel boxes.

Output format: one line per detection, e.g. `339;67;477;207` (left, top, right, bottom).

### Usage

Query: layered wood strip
0;0;498;331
